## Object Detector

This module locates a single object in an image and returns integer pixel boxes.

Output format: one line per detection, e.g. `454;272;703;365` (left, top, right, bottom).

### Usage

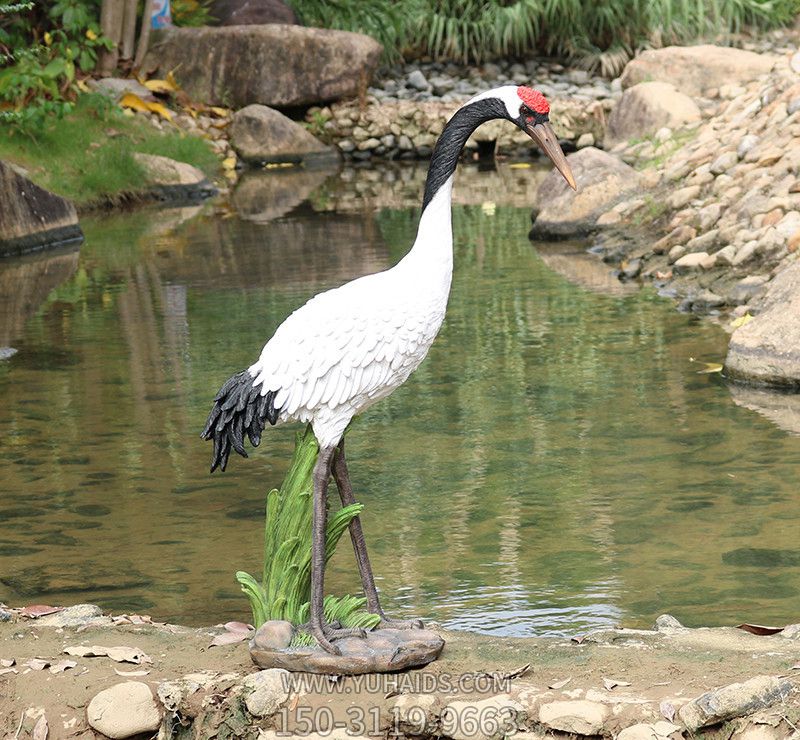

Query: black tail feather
200;371;279;473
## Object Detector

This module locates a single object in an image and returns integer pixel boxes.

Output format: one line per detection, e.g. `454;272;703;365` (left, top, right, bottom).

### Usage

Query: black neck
422;97;511;211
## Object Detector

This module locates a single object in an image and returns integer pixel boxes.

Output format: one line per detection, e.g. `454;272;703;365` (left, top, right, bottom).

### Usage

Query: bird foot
300;621;368;655
377;615;424;630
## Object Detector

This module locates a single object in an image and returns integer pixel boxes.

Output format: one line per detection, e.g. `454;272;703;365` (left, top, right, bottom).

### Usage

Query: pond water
1;162;799;637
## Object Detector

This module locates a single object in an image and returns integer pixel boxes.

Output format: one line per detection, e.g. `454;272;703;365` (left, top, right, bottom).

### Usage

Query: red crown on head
517;87;549;115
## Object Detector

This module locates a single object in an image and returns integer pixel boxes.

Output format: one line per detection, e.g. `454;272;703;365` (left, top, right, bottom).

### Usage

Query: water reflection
0;162;798;635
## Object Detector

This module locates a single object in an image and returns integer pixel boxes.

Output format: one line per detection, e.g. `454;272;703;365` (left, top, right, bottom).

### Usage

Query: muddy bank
1;604;799;739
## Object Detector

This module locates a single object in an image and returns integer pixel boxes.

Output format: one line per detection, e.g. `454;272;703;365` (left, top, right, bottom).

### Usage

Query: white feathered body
247;178;455;449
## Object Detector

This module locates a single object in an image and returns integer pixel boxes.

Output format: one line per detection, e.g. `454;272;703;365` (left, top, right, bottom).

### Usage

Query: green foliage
1;0;109;132
235;425;381;636
289;0;800;68
0;93;218;203
171;0;216;27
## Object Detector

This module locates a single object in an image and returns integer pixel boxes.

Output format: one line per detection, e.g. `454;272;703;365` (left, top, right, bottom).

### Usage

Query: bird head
471;85;576;190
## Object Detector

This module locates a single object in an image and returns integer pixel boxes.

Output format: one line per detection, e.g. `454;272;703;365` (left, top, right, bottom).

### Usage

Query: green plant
171;0;215;26
235;425;381;640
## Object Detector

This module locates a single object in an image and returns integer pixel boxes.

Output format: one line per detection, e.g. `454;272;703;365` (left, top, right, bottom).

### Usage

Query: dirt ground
1;606;799;739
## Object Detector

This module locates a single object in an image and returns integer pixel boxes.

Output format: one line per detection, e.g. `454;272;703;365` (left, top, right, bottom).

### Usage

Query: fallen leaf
32;714;47;740
731;312;753;328
603;677;631;691
114;667;151;677
0;658;14;667
63;645;152;665
145;100;174;121
48;660;76;674
144;78;177;94
656;270;673;280
660;700;676;722
120;93;173;121
736;623;784;636
689;357;724;374
222;157;237;171
25;658;50;670
19;605;63;618
210;106;230;117
549;677;571;690
209;631;250;647
223;621;253;634
509;162;531;169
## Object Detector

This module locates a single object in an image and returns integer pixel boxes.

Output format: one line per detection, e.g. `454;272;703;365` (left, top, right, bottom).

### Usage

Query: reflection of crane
202;86;576;655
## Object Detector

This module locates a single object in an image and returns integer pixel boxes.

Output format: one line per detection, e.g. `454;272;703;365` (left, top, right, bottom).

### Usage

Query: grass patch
0;93;218;206
635;128;699;172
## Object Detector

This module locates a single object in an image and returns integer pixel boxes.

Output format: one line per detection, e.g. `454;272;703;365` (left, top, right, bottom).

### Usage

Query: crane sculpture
202;85;576;655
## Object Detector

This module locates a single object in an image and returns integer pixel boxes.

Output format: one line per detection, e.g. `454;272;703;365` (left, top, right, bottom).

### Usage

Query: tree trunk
133;0;154;71
119;0;138;62
97;0;125;76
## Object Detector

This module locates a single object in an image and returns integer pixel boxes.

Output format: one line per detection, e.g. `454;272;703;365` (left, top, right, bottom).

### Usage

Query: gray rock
710;150;738;175
87;681;163;739
687;229;719;252
693;289;725;310
738;134;760;159
732;240;762;266
715;245;737;265
0;159;83;256
250;627;444;675
132;153;217;202
576;132;595;148
679;675;793;731
253;621;293;650
606;81;701;147
726;262;800;387
89;77;154;102
539;700;609;735
697;203;722;230
230;105;335;165
674;251;710;270
35;603;106;628
531;148;645;238
144;26;382;108
654;614;685;631
243;668;291;717
668;245;687;264
620;45;776;96
788;97;800;116
668;185;701;209
407;70;430;91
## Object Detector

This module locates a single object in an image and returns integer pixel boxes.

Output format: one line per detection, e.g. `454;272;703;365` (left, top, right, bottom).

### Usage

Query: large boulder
530;147;644;238
145;26;382;109
606;81;701;147
0;160;82;256
620;45;776;97
725;262;800;388
210;0;298;25
230;105;336;165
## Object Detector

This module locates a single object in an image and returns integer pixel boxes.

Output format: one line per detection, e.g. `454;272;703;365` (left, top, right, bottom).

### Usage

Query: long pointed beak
526;121;577;191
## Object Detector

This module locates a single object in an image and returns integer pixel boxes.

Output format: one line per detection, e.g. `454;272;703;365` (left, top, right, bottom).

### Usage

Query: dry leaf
209;631;249;647
144;78;177;94
222;157;237;171
731;313;753;328
32;715;47;740
736;623;784;636
0;658;14;667
509;162;531;169
48;660;76;674
549;677;571;690
19;605;63;618
660;700;676;722
603;677;631;690
120;93;174;121
210;106;230;117
63;645;152;665
114;667;150;677
145;100;174;121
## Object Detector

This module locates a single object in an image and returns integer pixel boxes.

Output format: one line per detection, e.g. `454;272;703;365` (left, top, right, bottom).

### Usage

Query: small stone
618;722;683;740
667;245;687;264
781;623;800;639
715;245;737;265
34;604;105;628
788;97;800;116
776;211;800;239
654;614;685;631
654;126;672;142
576;132;595;148
693;288;724;309
392;694;437;734
539;700;609;735
87;681;163;739
697;203;722;230
669;185;701;209
761;208;784;227
710;150;738;175
732;240;761;266
730;275;769;304
679;676;793;731
357;137;381;151
243;668;291;717
253;621;293;650
596;210;622;226
443;695;524;740
674;251;709;270
338;140;355;153
654;225;696;254
686;229;719;252
737;134;760;159
407;70;430;91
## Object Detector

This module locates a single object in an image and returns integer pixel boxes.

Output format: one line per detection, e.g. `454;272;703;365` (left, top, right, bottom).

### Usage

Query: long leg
310;445;366;654
332;438;423;630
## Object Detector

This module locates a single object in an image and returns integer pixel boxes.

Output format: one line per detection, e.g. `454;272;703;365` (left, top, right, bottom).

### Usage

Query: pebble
87;681;163;739
669;185;701;209
730;275;769;303
732;240;761;266
674;251;710;270
253;620;293;650
407;70;430;91
737;134;760;159
715;245;738;265
710;150;738;174
668;245;687;264
576;132;595;148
